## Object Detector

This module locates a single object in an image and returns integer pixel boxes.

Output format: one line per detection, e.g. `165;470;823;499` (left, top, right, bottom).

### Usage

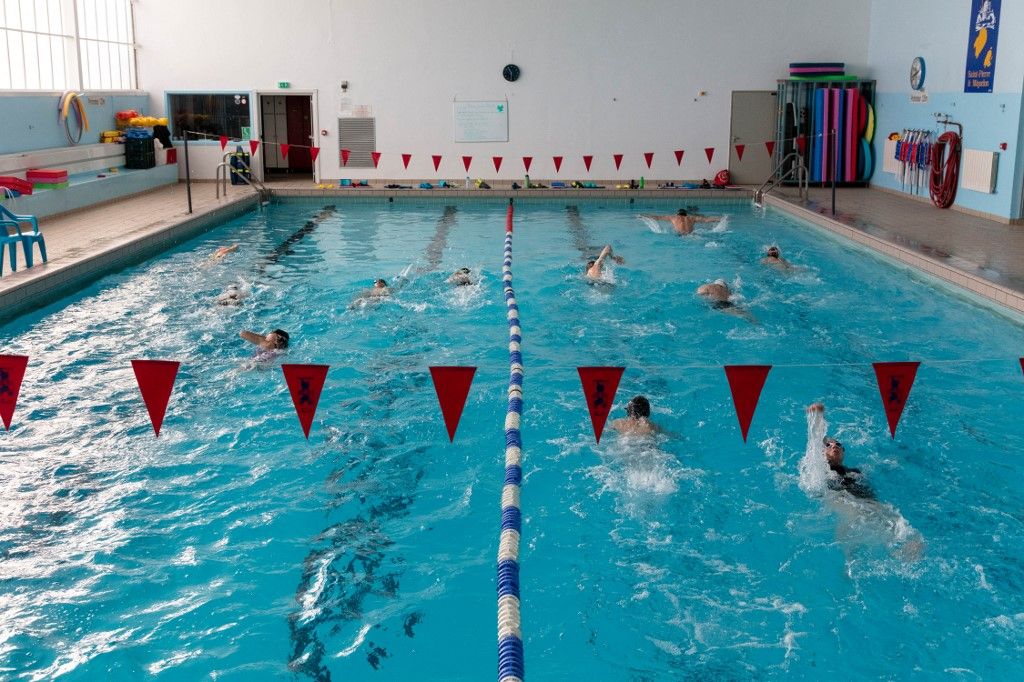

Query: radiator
960;149;998;193
882;139;899;174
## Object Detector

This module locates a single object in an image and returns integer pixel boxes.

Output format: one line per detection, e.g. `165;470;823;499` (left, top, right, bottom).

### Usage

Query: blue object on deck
0;219;23;275
0;204;46;268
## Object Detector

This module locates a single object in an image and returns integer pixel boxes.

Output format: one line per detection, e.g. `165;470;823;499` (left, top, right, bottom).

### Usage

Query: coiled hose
929;131;960;209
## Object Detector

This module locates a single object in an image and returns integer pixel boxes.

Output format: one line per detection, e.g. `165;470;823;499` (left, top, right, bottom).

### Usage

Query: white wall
136;0;871;181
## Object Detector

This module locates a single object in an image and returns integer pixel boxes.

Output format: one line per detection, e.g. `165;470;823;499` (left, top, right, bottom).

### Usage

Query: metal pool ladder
215;152;271;206
753;152;808;206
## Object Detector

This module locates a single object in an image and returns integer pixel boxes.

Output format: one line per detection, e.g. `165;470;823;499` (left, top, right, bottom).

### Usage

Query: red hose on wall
929;131;961;208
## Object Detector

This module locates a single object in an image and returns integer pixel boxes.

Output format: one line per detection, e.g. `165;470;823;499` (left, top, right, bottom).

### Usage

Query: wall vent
337;117;376;168
960;149;998;193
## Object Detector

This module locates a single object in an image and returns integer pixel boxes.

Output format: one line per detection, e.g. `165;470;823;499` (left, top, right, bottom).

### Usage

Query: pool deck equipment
497;199;525;682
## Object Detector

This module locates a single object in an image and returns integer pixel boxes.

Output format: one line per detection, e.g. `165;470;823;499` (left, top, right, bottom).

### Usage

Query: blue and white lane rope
498;200;524;682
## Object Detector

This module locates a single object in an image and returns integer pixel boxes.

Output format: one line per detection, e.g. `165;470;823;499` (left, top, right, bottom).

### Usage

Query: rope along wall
497;200;524;682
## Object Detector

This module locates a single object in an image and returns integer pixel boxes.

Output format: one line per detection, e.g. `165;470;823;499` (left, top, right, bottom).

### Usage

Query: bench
0;143;178;219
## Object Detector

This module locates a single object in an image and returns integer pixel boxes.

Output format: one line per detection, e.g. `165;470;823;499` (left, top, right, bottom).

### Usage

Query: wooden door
286;96;312;172
729;91;777;184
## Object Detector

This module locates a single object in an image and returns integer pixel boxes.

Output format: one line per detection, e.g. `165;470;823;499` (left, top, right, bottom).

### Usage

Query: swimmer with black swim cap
697;279;756;322
448;267;476;286
808;403;874;499
240;327;289;350
640;208;722;235
585;245;625;279
761;245;795;270
610;395;659;436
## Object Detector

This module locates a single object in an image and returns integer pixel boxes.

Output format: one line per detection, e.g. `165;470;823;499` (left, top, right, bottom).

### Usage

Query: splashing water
639;216;666;234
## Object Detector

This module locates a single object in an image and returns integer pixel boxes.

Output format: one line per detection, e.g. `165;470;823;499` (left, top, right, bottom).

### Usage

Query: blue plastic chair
0;204;46;268
0;219;22;276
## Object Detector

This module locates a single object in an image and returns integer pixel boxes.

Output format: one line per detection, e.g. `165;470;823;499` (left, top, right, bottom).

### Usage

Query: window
0;0;136;91
168;93;251;141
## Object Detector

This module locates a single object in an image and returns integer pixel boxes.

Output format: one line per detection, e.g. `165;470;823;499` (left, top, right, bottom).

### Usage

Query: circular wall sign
910;57;926;91
503;64;521;82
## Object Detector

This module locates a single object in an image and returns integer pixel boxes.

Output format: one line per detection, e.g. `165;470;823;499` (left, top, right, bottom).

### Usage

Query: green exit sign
278;81;290;89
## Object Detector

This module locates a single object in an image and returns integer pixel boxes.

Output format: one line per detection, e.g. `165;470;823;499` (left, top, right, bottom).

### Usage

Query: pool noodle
833;89;843;183
812;88;824;182
845;88;858;182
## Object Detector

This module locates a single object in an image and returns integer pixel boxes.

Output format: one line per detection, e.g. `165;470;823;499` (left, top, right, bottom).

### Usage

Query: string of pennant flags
190;130;841;172
2;354;1022;443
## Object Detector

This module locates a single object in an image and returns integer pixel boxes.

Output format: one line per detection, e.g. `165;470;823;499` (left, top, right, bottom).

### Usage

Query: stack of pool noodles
808;86;875;184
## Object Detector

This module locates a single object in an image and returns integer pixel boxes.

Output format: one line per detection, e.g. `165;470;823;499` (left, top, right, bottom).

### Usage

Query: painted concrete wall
867;0;1024;219
134;0;872;182
0;93;150;155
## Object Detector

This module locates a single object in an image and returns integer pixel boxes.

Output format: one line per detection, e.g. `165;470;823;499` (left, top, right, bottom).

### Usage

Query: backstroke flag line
724;365;772;442
131;359;180;437
578;366;625;443
430;366;477;442
282;364;330;439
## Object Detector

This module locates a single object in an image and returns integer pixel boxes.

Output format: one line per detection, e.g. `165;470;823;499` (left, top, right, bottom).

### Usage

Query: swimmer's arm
594;245;613;268
240;330;265;346
694;215;722;223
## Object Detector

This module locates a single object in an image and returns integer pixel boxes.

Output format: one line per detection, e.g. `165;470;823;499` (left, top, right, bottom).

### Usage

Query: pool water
1;199;1023;680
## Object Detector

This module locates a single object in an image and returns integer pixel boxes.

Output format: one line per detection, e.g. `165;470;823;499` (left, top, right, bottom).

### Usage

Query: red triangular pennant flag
613;153;623;170
371;151;382;168
796;135;807;155
765;140;776;157
644;152;654;168
310;147;320;163
735;144;745;161
402;153;412;169
0;354;29;431
432;154;442;171
131;359;180;437
493;156;503;173
674;149;684;165
704;147;715;164
522;156;533;172
219;136;228;151
282;364;329;439
249;140;260;156
1020;358;1024;376
723;365;772;442
577;367;625;443
583;155;593;172
553;155;563;173
340;148;350;166
280;143;290;159
462;155;473;172
429;366;476;441
872;361;920;438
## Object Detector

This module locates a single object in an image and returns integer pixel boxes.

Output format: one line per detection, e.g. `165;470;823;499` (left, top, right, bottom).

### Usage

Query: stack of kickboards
27;168;69;190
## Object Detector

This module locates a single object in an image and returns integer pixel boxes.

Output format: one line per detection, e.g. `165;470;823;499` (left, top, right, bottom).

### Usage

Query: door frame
253;89;319;183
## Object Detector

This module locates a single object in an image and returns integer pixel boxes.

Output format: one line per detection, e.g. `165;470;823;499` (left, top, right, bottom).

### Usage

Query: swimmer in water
240;328;289;353
640;208;721;235
760;245;795;271
696;279;756;321
210;244;239;261
216;280;249;306
586;245;625;280
807;403;874;500
610;395;659;437
448;267;476;286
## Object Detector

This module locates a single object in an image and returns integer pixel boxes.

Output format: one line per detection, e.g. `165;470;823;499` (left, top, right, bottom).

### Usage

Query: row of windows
0;0;135;90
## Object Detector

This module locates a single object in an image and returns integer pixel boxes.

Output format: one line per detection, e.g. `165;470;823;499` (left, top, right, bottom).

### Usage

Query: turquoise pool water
1;199;1023;680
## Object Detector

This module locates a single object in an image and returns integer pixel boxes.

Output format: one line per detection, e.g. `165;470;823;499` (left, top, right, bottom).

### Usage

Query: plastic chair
0;204;46;268
0;219;22;276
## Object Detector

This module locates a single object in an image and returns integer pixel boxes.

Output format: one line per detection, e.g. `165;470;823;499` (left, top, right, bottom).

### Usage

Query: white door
729;91;777;184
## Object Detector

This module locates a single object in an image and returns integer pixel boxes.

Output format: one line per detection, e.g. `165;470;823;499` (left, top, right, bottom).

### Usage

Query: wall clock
503;64;521;82
910;57;926;91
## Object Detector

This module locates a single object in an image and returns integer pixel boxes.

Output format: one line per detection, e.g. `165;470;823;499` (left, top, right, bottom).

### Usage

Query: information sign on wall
964;0;1000;93
453;101;508;143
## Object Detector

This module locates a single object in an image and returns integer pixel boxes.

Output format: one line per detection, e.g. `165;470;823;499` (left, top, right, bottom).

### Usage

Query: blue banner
965;0;1000;93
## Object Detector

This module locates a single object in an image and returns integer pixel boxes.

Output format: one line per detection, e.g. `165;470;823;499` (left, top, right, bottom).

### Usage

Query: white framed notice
453;100;509;143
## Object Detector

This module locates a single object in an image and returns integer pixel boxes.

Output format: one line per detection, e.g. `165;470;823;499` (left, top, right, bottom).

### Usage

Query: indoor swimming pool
1;198;1023;680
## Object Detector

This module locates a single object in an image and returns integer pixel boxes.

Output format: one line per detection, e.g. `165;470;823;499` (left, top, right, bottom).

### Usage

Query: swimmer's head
625;395;651;419
715;278;727;286
677;208;688;216
269;329;290;349
586;259;596;270
766;246;780;258
374;278;387;288
459;267;470;274
823;437;845;465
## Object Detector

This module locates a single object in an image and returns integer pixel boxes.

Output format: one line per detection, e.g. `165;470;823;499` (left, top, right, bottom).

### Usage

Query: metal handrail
215;152;270;204
754;152;808;205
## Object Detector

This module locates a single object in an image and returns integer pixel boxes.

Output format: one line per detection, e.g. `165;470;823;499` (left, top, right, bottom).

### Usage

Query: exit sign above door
278;81;290;89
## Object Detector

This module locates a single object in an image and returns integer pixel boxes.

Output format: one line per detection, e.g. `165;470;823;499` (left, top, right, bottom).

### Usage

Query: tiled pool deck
2;179;1023;321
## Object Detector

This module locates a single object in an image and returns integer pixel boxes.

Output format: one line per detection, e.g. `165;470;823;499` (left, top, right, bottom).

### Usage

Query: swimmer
348;278;394;309
806;403;874;500
696;279;756;321
639;208;721;236
610;395;660;437
240;328;289;352
210;244;239;261
586;245;625;279
760;245;795;270
448;267;476;286
216;281;248;306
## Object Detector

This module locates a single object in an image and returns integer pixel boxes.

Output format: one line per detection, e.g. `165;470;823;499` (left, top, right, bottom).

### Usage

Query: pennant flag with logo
872;361;920;438
282;364;329;439
371;151;382;168
0;354;29;431
553;156;563;173
644;152;654;168
310;147;320;163
131;359;180;437
429;366;476;442
402;153;412;169
522;156;533;172
341;148;350;166
723;365;772;442
583;155;593;172
704;147;715;164
765;140;776;157
613;154;623;170
674;149;685;165
249;140;260;156
493;156;503;173
219;136;228;151
280;143;289;159
577;367;625;443
735;144;745;161
462;155;473;172
432;154;442;171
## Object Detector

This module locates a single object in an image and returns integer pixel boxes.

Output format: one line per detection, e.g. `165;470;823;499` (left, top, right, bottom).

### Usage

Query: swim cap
625;395;651;419
374;278;387;287
272;329;290;348
677;208;688;216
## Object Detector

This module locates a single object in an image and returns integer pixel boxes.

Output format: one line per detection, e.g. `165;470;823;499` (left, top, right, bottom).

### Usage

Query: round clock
910;57;926;91
502;64;521;83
